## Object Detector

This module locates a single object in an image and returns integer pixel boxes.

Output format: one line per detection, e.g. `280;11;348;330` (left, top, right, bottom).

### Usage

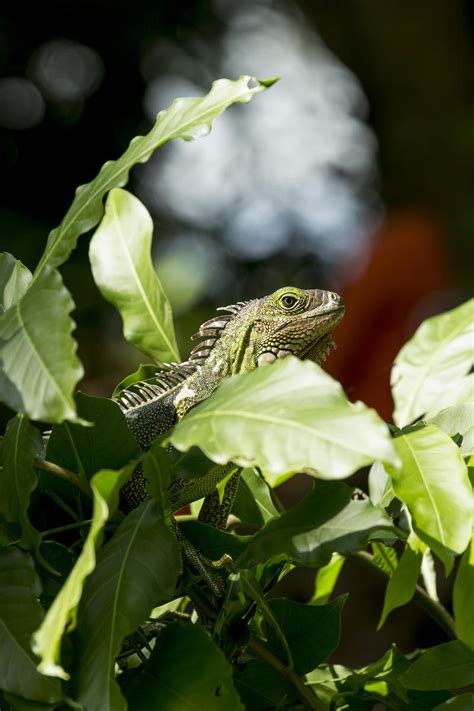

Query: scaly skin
118;286;345;525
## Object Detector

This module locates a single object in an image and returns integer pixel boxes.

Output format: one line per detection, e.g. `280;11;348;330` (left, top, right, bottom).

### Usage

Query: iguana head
190;286;344;374
249;286;344;367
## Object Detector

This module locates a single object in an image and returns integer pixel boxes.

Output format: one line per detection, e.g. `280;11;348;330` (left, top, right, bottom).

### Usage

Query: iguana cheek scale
117;286;345;524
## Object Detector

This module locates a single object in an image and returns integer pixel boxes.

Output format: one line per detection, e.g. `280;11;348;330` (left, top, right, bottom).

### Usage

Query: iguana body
117;286;344;526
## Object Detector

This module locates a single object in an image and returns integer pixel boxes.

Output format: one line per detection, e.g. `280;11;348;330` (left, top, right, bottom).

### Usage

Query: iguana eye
281;294;297;308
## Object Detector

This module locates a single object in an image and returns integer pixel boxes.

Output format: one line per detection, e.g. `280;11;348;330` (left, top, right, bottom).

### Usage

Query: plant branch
41;519;93;537
354;551;456;639
34;457;93;499
248;636;326;711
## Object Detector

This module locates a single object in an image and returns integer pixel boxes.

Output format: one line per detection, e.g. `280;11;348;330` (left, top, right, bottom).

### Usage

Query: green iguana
116;286;344;534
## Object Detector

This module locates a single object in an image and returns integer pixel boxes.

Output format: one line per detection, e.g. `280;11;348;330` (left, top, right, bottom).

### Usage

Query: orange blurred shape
325;211;454;422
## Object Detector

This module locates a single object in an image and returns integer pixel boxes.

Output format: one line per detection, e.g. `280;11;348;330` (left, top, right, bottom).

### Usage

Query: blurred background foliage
0;0;473;667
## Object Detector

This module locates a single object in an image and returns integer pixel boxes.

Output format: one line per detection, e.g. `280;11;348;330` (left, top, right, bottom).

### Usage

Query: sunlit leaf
169;358;399;485
453;539;474;651
0;253;32;313
33;76;275;280
89;189;180;363
378;545;422;629
368;461;394;508
0;268;84;423
75;497;181;711
371;542;398;576
32;460;137;679
400;641;474;690
0;548;62;703
429;403;474;456
0;416;43;553
311;554;345;605
391;299;474;426
123;622;244;710
387;425;473;564
240;480;398;568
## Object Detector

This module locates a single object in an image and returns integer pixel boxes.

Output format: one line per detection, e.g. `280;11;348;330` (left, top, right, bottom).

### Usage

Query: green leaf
169;358;399;485
74;497;181;711
0;268;84;423
371;542;398;576
368;461;394;508
89;189;180;363
434;694;474;710
0;416;43;553
453;540;474;651
0;253;32;313
391;299;474;426
31;460;137;679
0;548;62;703
33;76;273;280
400;641;474;690
311;554;345;605
240;480;398;568
46;392;140;480
112;363;158;399
266;596;346;675
233;660;296;710
123;622;244;710
232;467;279;526
386;425;473;563
429;403;474;456
378;545;422;629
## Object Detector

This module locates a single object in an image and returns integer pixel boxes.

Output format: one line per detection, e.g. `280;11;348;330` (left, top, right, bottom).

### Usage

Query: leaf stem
34;457;93;499
354;551;456;639
41;519;93;537
247;636;326;711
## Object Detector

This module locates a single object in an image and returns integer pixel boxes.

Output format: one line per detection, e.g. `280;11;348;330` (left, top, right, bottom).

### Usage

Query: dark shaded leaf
240;480;398;568
123;622;244;710
400;641;474;690
232;468;279;526
46;392;140;480
0;548;62;703
266;596;346;675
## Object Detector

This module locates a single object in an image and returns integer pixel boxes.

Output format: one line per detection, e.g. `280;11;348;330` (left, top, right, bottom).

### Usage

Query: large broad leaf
265;596;346;675
233;660;296;710
386;425;473;563
46;392;140;479
0;416;43;552
0;548;62;703
0;267;84;423
429;403;474;456
434;694;474;710
453;540;474;651
311;553;345;605
32;460;137;679
391;299;474;426
33;76;274;280
74;499;181;711
169;358;399;486
240;480;398;568
400;641;474;690
90;189;179;362
0;253;32;313
378;545;422;629
123;622;244;710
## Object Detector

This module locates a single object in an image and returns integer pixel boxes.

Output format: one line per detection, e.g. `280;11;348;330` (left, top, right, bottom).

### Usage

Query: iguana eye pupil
282;295;297;308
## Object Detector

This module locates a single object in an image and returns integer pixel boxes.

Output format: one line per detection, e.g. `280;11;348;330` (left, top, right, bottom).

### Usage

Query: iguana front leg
170;463;239;530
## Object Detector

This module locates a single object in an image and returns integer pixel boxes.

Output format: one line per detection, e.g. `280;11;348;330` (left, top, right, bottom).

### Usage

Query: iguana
116;286;344;534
